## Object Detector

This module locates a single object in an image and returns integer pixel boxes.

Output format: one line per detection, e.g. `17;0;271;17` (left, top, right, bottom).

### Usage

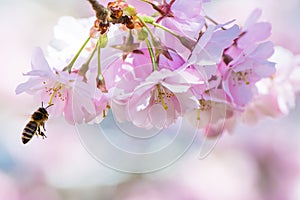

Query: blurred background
1;0;300;199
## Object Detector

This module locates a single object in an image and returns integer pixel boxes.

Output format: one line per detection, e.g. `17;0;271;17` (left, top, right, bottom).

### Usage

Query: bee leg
39;123;47;139
36;126;40;138
41;122;46;131
40;132;47;139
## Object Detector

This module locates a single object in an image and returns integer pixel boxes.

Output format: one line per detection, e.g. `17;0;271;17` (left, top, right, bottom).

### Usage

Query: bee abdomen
22;121;37;144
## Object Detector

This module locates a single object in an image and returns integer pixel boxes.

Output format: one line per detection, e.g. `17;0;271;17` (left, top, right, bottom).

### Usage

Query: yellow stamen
48;84;63;105
197;109;201;121
156;84;168;110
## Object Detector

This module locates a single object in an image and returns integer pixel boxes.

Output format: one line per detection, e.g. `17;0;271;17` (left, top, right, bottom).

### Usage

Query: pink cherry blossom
140;0;210;59
16;0;300;140
102;49;153;91
113;69;200;129
242;46;300;123
103;48;186;91
237;9;272;50
185;88;236;137
221;41;275;107
15;48;105;124
188;24;240;66
157;0;208;39
216;9;275;109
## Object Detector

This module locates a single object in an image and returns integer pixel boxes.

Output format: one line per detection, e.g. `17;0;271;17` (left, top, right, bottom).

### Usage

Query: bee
22;103;53;144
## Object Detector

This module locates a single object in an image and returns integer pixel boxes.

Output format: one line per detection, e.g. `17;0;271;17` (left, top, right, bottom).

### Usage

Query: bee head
38;107;48;115
41;102;54;110
38;103;54;115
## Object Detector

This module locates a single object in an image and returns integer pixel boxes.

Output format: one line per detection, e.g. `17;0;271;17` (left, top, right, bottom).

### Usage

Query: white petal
162;82;190;93
149;104;167;129
31;47;52;74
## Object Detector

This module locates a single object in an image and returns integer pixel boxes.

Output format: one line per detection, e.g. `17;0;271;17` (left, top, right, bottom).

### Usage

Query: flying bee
22;103;53;144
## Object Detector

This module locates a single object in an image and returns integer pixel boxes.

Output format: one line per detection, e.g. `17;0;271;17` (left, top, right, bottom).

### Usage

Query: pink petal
189;25;240;65
31;47;53;74
247;41;274;60
243;9;262;30
149;104;167;129
15;78;43;94
238;22;272;49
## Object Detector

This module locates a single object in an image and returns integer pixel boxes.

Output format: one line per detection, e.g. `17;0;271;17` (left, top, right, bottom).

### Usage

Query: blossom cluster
15;0;300;136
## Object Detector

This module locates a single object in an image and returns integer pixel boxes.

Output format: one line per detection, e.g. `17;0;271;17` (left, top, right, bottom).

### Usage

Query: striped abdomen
22;121;38;144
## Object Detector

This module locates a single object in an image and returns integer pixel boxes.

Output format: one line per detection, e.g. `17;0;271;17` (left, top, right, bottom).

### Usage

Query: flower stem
79;42;98;79
96;36;108;92
97;38;102;76
204;16;226;30
148;21;196;51
136;15;156;41
139;0;152;4
151;22;178;37
137;15;158;71
145;38;158;71
64;37;91;73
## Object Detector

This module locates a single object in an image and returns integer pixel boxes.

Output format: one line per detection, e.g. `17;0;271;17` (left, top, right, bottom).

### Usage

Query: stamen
47;83;64;105
102;110;106;118
197;109;201;121
233;70;251;86
199;99;212;111
153;84;174;110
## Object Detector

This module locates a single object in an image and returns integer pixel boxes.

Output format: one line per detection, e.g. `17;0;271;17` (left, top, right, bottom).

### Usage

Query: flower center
231;70;251;86
43;81;66;104
153;84;175;110
196;99;212;120
199;99;212;111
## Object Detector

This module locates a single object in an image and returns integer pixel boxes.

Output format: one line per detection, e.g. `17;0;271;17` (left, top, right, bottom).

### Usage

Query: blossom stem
145;38;158;71
204;15;219;25
136;15;156;41
79;42;98;79
97;37;102;75
96;36;108;92
139;0;152;4
137;15;158;71
64;37;91;73
151;22;178;37
150;22;196;51
139;0;161;13
204;16;226;30
151;22;192;42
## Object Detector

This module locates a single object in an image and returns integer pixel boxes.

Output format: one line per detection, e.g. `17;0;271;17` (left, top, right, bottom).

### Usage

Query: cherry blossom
15;0;300;138
242;46;300;123
15;48;105;124
184;86;237;136
221;41;275;107
237;9;272;50
110;52;203;129
130;71;196;128
188;23;240;66
157;0;208;38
